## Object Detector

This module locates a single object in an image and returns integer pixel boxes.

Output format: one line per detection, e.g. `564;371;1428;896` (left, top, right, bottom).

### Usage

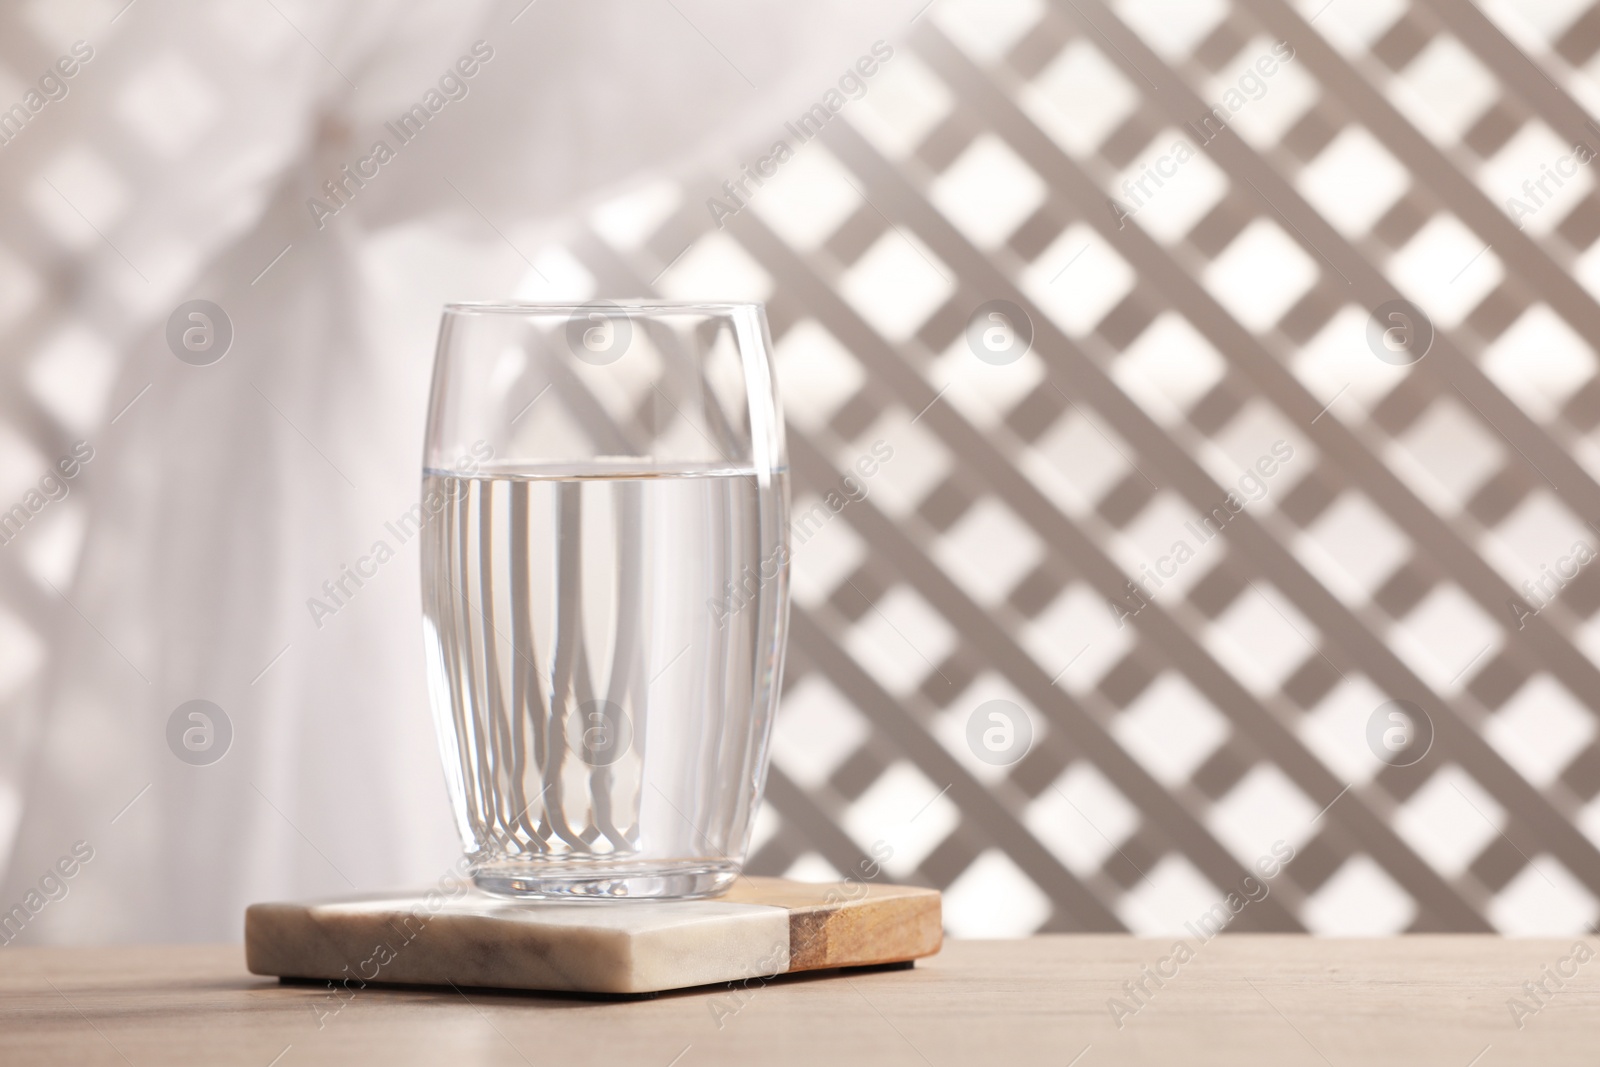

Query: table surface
2;936;1594;1065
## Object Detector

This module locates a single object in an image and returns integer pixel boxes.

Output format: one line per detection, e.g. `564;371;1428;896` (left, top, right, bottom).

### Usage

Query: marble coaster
245;877;941;995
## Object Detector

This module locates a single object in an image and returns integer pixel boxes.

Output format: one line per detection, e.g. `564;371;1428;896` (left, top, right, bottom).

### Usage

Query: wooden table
3;937;1594;1064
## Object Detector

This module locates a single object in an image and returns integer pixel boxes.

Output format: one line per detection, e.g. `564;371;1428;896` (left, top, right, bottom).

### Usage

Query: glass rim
442;300;764;315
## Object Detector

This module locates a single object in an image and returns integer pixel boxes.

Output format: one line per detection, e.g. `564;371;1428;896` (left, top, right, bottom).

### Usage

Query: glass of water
420;302;789;899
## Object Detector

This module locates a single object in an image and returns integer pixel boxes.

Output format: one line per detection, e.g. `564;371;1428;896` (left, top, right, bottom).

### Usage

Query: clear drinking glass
420;301;789;899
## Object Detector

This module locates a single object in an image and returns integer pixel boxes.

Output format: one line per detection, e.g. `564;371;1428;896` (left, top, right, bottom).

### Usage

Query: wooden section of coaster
723;877;942;972
245;877;940;995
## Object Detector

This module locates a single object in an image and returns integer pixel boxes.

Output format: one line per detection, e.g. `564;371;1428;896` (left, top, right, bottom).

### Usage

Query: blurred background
5;0;1600;943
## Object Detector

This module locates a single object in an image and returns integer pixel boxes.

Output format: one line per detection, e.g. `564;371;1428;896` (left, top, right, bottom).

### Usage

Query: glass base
470;858;740;900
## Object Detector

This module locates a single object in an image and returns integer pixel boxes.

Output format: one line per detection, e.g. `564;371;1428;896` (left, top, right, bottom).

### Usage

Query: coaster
245;876;941;995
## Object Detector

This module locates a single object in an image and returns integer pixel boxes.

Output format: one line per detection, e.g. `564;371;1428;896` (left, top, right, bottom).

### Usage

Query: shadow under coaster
245;876;942;995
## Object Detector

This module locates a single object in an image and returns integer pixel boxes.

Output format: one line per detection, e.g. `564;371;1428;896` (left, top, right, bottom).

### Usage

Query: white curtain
0;0;915;943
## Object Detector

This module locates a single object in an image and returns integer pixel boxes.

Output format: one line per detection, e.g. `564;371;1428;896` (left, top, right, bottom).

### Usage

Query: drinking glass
420;301;789;899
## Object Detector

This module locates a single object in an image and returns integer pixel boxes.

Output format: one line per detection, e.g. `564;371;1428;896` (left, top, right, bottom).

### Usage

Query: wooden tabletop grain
2;936;1594;1065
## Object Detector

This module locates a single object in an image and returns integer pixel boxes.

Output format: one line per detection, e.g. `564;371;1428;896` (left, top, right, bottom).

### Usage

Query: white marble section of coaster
246;892;792;995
